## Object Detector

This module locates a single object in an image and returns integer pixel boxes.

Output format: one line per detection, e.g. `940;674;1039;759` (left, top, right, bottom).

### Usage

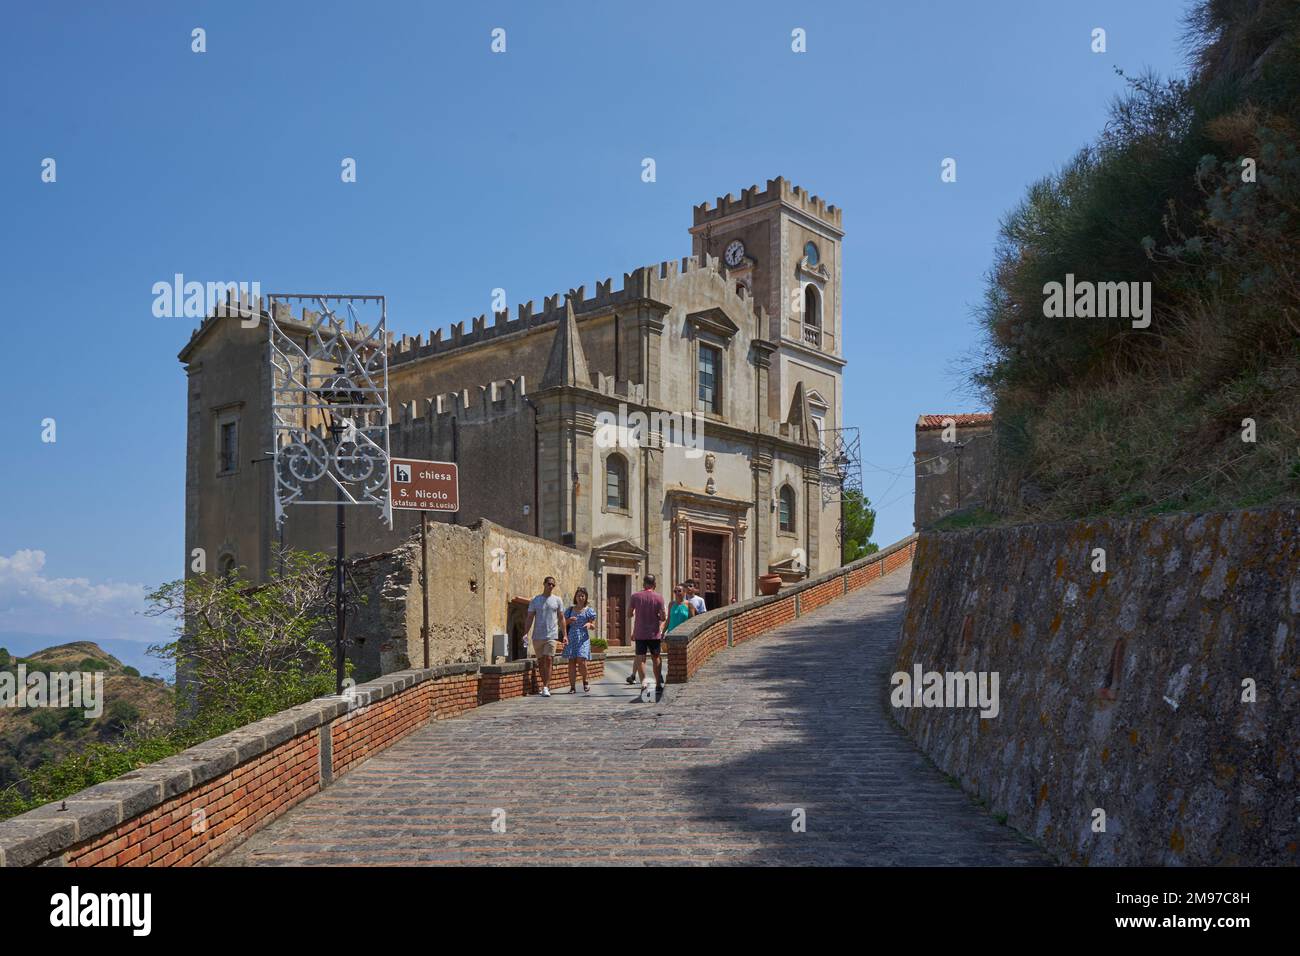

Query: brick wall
798;576;845;615
667;536;917;684
432;671;480;719
333;680;436;777
0;655;605;867
480;657;606;702
732;595;796;645
65;732;320;868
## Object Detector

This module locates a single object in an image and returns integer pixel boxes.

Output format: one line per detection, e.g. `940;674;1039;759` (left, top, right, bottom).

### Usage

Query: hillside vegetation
974;0;1300;521
0;642;173;793
0;552;341;821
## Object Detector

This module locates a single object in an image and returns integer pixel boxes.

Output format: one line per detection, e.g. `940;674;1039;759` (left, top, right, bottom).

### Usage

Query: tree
30;710;60;739
145;550;343;732
841;489;879;562
100;699;141;736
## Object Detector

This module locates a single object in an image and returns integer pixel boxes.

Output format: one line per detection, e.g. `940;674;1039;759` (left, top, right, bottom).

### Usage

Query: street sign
389;458;459;512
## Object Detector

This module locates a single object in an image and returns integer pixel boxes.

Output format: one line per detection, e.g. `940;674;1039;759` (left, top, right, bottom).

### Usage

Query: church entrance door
605;574;629;646
690;531;728;610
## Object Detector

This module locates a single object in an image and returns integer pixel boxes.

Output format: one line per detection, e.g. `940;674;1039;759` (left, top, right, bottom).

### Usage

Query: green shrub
972;1;1300;520
101;699;140;734
29;711;60;739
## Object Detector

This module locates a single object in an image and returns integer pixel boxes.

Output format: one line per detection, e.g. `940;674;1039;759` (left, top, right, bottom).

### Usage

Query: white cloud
0;549;168;641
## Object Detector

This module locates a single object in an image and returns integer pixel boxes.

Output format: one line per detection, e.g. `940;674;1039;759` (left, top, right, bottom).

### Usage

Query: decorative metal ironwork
268;294;392;529
818;426;862;505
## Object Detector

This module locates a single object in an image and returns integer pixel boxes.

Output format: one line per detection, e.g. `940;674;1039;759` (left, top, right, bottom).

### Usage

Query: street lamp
316;366;364;696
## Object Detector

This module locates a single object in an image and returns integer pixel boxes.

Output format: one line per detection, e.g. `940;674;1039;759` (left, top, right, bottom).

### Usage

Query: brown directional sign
389;458;459;512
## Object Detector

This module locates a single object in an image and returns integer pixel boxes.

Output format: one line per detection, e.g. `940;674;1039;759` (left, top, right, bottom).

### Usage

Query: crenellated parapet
388;252;766;367
592;373;647;405
180;291;395;359
390;375;530;446
691;176;842;231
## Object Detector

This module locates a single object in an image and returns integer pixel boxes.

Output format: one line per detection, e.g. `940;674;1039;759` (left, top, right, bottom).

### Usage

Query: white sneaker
541;686;551;697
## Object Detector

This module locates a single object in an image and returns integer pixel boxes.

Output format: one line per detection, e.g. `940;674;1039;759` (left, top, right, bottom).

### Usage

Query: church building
179;177;848;648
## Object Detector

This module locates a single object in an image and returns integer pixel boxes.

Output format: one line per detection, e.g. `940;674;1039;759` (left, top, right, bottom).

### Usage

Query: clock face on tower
723;239;746;267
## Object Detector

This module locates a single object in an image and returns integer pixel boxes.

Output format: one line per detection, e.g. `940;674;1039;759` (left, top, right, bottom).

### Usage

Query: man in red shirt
627;573;667;701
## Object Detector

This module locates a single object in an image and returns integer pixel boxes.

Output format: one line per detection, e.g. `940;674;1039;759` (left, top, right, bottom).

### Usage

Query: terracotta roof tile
915;413;993;431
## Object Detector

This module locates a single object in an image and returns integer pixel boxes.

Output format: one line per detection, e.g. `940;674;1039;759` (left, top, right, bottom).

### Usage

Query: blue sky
0;0;1194;664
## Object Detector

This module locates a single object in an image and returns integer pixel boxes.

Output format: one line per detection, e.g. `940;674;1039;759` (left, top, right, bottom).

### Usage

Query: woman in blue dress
563;587;597;694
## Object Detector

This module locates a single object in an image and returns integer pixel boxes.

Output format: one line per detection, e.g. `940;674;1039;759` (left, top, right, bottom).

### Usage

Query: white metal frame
267;293;393;529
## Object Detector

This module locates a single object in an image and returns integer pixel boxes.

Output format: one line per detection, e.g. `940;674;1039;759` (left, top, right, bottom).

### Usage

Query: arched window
804;241;819;265
218;554;237;579
778;485;796;533
803;285;820;328
605;454;628;510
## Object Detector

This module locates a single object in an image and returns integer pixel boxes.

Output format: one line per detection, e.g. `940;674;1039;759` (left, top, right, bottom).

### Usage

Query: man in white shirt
684;579;707;616
523;576;566;697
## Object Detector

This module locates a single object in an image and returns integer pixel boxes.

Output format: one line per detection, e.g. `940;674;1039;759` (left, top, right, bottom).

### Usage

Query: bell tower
688;177;846;437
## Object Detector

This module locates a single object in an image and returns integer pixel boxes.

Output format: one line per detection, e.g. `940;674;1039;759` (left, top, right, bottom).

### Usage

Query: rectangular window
606;469;620;508
605;456;627;510
698;344;721;413
218;420;239;474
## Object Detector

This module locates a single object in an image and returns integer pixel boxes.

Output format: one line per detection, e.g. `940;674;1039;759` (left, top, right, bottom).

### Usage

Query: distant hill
0;641;175;791
0;632;170;679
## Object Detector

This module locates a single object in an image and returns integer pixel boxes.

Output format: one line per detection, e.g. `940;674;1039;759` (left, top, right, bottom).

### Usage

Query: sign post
389;458;460;670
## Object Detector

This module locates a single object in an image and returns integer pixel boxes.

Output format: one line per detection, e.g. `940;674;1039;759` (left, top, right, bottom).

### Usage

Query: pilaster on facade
572;410;595;552
751;338;777;434
640;308;667;406
642;439;664;582
751;452;774;586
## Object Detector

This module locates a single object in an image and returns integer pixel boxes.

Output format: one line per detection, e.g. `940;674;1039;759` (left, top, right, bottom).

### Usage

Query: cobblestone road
219;566;1051;865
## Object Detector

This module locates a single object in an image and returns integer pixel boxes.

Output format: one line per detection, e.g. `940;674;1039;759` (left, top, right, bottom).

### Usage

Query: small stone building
913;414;993;529
345;519;584;681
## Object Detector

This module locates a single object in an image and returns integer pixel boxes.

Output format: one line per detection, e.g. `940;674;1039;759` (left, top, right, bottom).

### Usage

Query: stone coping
0;653;603;866
666;534;918;647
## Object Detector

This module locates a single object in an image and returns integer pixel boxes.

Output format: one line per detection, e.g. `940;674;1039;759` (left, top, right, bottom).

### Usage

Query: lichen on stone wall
892;505;1299;866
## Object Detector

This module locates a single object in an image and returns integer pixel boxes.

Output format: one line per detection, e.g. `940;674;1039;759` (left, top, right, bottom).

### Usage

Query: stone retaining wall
0;654;603;867
893;506;1299;866
667;536;918;684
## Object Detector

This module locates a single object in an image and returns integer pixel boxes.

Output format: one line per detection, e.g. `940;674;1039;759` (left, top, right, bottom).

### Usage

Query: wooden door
691;533;726;609
605;575;628;646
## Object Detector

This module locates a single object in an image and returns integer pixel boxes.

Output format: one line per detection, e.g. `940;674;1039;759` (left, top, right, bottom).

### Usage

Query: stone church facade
179;177;847;647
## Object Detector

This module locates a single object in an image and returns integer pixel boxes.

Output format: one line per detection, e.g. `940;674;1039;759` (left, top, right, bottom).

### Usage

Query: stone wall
342;519;584;681
893;506;1299;866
